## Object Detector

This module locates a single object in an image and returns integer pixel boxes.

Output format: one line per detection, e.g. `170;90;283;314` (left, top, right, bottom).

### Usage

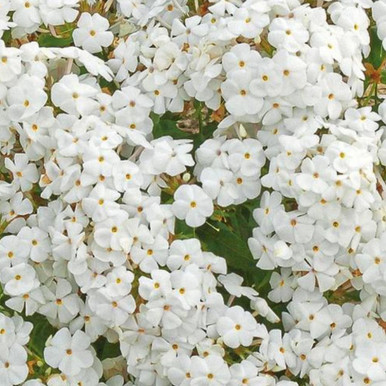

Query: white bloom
0;40;21;82
222;73;263;117
314;73;352;119
73;13;114;53
39;0;79;26
268;18;309;53
6;75;47;121
172;184;214;227
1;263;38;297
0;344;29;385
216;306;263;348
51;74;99;117
44;328;94;376
190;355;231;385
11;0;41;30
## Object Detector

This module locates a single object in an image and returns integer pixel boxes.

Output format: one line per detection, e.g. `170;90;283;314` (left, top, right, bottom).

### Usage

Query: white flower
69;304;107;343
17;226;50;263
229;360;261;386
172;184;214;227
51;74;99;117
172;16;208;46
209;0;240;16
140;138;194;177
224;138;265;177
4;154;38;192
93;210;132;251
296;156;335;194
216;306;262;348
73;13;114;54
0;344;29;385
252;191;283;235
117;0;147;20
0;263;39;297
268;18;309;53
314;73;352;119
0;235;29;269
0;192;32;233
39;0;79;26
190;355;231;385
222;43;260;77
88;288;136;327
200;167;238;207
167;354;192;386
0;2;385;384
167;238;203;270
11;0;41;30
352;342;386;381
144;294;188;330
105;267;134;297
44;328;94;376
82;184;121;222
0;40;21;82
269;269;295;303
374;0;386;48
227;7;269;39
266;329;296;369
355;235;386;285
39;279;80;324
221;73;263;117
273;211;315;244
6;75;47;121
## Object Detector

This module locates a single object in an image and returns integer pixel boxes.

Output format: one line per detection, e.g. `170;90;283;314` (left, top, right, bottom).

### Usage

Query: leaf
197;221;256;273
197;219;272;290
152;114;190;140
174;218;195;239
382;70;386;85
101;339;121;359
27;315;55;357
38;34;73;48
2;30;11;46
367;27;385;69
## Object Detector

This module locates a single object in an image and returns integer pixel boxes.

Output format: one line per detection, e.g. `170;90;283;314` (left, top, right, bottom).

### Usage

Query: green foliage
152;114;193;141
198;221;256;273
368;27;384;69
95;337;122;360
2;30;11;45
27;315;56;358
152;108;218;149
38;34;73;48
382;70;386;85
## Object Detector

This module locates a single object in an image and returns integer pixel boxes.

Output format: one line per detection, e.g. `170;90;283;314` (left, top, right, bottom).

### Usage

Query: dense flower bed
0;0;386;385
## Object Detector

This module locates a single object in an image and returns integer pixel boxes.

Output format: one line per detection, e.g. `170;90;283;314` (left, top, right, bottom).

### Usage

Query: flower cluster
0;314;32;386
0;0;385;385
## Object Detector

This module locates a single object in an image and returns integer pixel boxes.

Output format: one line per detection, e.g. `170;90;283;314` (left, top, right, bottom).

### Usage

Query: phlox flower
44;328;94;376
172;184;214;228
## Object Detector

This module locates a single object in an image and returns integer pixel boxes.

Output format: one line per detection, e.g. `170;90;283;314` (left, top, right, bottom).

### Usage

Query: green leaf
100;339;121;360
151;113;216;148
367;27;384;69
197;221;256;273
27;314;55;358
381;70;386;85
152;115;192;140
175;219;195;239
2;30;11;46
197;220;272;290
38;34;73;48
